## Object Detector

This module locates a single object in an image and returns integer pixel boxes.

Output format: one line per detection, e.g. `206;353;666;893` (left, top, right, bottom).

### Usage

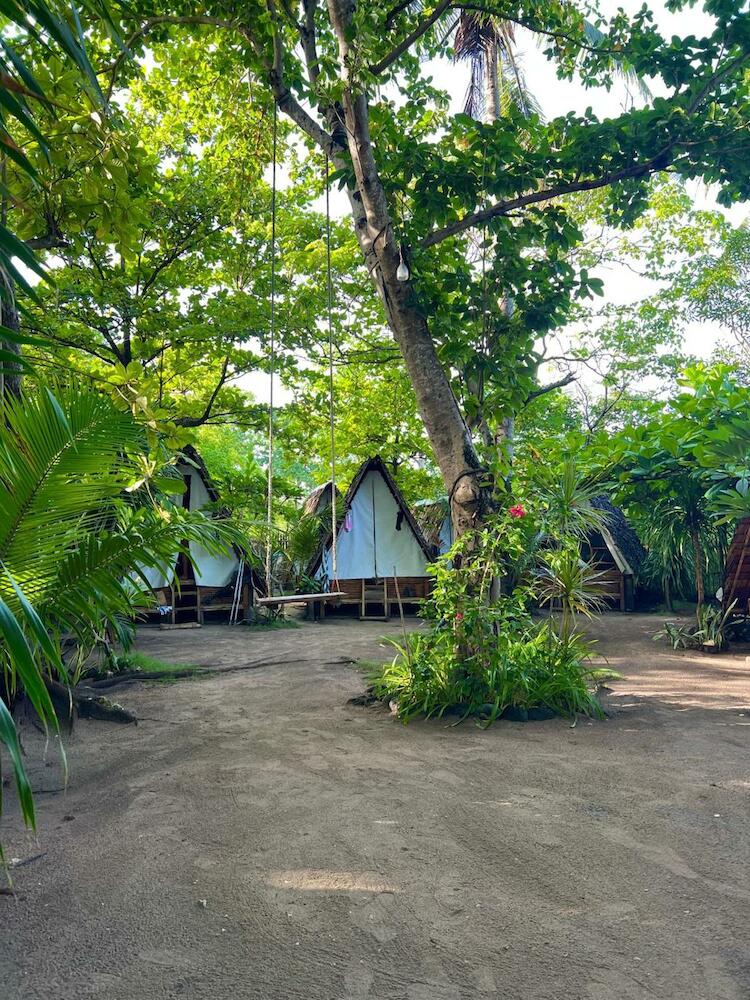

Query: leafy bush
654;600;736;651
368;506;604;725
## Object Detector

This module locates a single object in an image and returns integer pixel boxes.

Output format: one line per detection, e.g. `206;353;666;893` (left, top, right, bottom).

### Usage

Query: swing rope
264;112;339;598
325;152;338;588
265;103;278;598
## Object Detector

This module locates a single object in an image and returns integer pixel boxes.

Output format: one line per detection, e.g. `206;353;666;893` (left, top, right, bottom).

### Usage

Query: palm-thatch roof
590;496;646;576
301;480;341;518
179;444;222;505
722;517;750;607
414;497;451;551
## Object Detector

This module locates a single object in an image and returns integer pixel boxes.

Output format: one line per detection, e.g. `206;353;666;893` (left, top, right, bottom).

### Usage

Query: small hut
308;456;435;619
722;517;750;612
302;480;340;519
145;446;250;624
584;497;646;612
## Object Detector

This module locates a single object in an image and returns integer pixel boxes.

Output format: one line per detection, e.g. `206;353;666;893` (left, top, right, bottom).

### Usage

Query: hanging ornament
396;245;409;282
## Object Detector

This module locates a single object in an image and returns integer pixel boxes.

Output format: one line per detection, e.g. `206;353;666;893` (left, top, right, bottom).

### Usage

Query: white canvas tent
146;447;245;623
309;457;434;618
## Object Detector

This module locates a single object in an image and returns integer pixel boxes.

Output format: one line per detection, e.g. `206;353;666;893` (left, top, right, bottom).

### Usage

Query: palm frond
0;386;245;850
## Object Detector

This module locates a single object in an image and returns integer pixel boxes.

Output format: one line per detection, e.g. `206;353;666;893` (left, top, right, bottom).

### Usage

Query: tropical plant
0;385;242;846
654;601;737;653
0;0;126;395
536;459;612;542
536;547;610;642
368;502;603;724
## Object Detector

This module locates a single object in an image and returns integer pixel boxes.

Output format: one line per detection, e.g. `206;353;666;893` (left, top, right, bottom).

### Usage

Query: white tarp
438;514;453;555
321;469;430;579
138;560;175;590
174;463;239;588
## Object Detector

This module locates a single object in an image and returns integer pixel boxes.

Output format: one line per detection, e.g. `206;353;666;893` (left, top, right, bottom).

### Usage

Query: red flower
455;612;464;622
508;504;526;518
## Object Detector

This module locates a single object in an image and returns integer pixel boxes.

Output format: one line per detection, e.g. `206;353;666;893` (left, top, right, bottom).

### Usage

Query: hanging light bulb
396;246;410;282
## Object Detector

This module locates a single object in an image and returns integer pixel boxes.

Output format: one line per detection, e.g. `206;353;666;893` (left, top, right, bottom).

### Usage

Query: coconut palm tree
453;13;540;124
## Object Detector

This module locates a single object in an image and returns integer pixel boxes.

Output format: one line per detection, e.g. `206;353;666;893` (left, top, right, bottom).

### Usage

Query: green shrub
368;505;604;725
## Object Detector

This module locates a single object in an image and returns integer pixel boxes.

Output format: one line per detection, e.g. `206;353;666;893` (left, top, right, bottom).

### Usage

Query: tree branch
239;6;336;154
173;356;230;427
422;48;750;249
524;372;576;403
421;160;657;249
24;232;69;251
370;0;454;76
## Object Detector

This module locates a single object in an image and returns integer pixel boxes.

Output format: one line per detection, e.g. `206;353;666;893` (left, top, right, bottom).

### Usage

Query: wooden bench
255;592;346;621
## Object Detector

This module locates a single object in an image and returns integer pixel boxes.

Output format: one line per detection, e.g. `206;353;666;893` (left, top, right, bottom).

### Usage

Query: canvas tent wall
583;497;646;612
147;446;247;623
310;456;435;616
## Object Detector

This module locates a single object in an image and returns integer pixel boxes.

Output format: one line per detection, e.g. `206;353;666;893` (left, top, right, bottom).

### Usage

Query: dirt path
2;614;749;999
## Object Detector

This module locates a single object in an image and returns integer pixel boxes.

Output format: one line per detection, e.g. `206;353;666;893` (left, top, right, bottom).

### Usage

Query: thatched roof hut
414;497;452;554
301;480;341;519
585;496;646;611
722;517;750;611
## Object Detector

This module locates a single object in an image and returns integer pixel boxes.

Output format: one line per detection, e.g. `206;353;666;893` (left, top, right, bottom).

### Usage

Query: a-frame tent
144;446;249;624
308;456;435;618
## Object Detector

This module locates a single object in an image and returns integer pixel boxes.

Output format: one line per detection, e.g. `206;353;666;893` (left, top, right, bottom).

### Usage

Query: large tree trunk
690;523;705;614
327;0;492;539
484;39;501;123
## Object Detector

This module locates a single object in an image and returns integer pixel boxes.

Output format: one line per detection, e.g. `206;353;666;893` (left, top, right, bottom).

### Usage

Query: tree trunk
482;47;514;462
690;524;705;614
484;39;501;124
664;573;673;613
327;0;492;539
0;161;22;400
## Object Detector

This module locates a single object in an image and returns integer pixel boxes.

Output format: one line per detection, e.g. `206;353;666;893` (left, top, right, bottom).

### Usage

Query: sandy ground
1;612;749;1000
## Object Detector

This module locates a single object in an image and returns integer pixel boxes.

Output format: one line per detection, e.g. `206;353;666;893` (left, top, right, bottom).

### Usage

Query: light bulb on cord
396;247;409;282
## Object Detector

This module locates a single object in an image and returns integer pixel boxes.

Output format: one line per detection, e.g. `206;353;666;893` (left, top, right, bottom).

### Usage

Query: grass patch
106;651;204;682
119;651;201;673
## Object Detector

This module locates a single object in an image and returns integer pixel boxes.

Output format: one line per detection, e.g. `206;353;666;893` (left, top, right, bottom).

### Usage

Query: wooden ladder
359;578;390;621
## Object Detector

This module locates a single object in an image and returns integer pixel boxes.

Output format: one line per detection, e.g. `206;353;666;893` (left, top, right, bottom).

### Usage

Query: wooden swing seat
256;591;345;608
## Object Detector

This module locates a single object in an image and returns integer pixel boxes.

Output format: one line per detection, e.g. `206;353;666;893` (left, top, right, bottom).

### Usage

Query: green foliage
369;495;605;724
654;601;736;652
589;365;750;611
370;619;601;724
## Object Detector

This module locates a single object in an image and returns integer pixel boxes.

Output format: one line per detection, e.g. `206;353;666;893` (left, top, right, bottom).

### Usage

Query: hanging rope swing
257;109;343;610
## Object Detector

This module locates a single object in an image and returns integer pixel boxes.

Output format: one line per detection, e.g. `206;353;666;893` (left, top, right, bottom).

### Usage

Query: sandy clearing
1;613;749;1000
